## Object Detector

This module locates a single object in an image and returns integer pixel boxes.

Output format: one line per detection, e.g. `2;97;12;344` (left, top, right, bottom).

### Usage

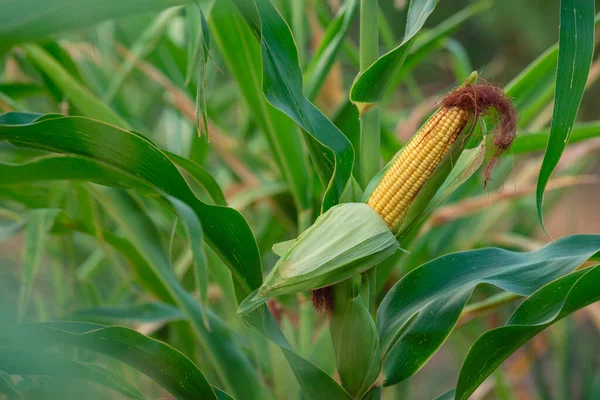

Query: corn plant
1;0;599;399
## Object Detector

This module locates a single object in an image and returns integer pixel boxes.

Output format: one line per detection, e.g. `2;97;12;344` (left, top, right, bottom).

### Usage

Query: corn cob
367;106;469;230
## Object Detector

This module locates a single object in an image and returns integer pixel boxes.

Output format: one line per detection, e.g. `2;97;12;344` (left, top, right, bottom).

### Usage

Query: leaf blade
536;0;595;232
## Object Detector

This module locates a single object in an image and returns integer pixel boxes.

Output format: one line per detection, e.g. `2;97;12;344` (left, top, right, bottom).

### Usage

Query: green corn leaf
455;264;600;400
104;7;182;102
512;121;600;155
304;0;359;101
18;208;61;322
384;0;491;99
52;216;176;304
235;0;354;212
349;0;436;107
89;188;263;399
0;113;265;397
2;323;217;400
378;234;600;385
165;151;227;205
0;83;42;99
209;0;312;216
0;155;157;194
0;0;197;46
191;9;211;136
70;303;185;325
244;308;353;400
536;0;595;233
22;44;128;127
0;371;22;399
0;112;263;297
206;8;360;381
445;38;472;82
0;348;144;399
505;45;558;104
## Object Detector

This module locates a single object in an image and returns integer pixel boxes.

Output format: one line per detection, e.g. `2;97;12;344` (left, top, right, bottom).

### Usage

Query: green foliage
536;0;595;232
1;0;599;399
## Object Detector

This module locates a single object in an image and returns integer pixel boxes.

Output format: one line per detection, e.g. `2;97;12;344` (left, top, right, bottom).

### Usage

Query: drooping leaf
377;235;600;385
350;0;437;107
455;264;600;400
0;113;264;397
165;151;227;205
0;348;144;399
0;155;157;193
210;0;312;215
536;0;595;232
70;303;185;325
0;112;262;296
91;188;263;399
3;323;217;400
235;0;354;212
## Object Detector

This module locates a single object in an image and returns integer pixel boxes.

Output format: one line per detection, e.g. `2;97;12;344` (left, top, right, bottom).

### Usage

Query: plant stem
359;0;380;188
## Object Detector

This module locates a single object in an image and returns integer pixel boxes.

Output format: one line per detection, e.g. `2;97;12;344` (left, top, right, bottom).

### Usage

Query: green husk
330;279;380;398
238;203;398;315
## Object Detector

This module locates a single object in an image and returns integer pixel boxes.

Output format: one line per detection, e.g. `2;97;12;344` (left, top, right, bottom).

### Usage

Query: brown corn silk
311;286;334;317
368;82;517;231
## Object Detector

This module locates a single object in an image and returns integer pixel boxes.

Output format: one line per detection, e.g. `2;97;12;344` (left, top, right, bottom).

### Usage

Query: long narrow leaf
3;323;217;400
210;0;312;215
0;113;263;296
0;348;143;399
455;264;600;400
235;0;354;212
536;0;595;232
0;0;195;45
349;0;436;106
378;235;600;385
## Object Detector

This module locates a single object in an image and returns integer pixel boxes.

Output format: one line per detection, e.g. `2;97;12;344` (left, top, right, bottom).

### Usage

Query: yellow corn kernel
367;106;469;230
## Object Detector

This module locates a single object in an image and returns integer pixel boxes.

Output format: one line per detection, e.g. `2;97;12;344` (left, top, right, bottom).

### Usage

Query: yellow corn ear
367;106;469;231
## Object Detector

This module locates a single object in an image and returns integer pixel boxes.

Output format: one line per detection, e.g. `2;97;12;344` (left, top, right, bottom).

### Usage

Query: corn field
1;0;600;399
